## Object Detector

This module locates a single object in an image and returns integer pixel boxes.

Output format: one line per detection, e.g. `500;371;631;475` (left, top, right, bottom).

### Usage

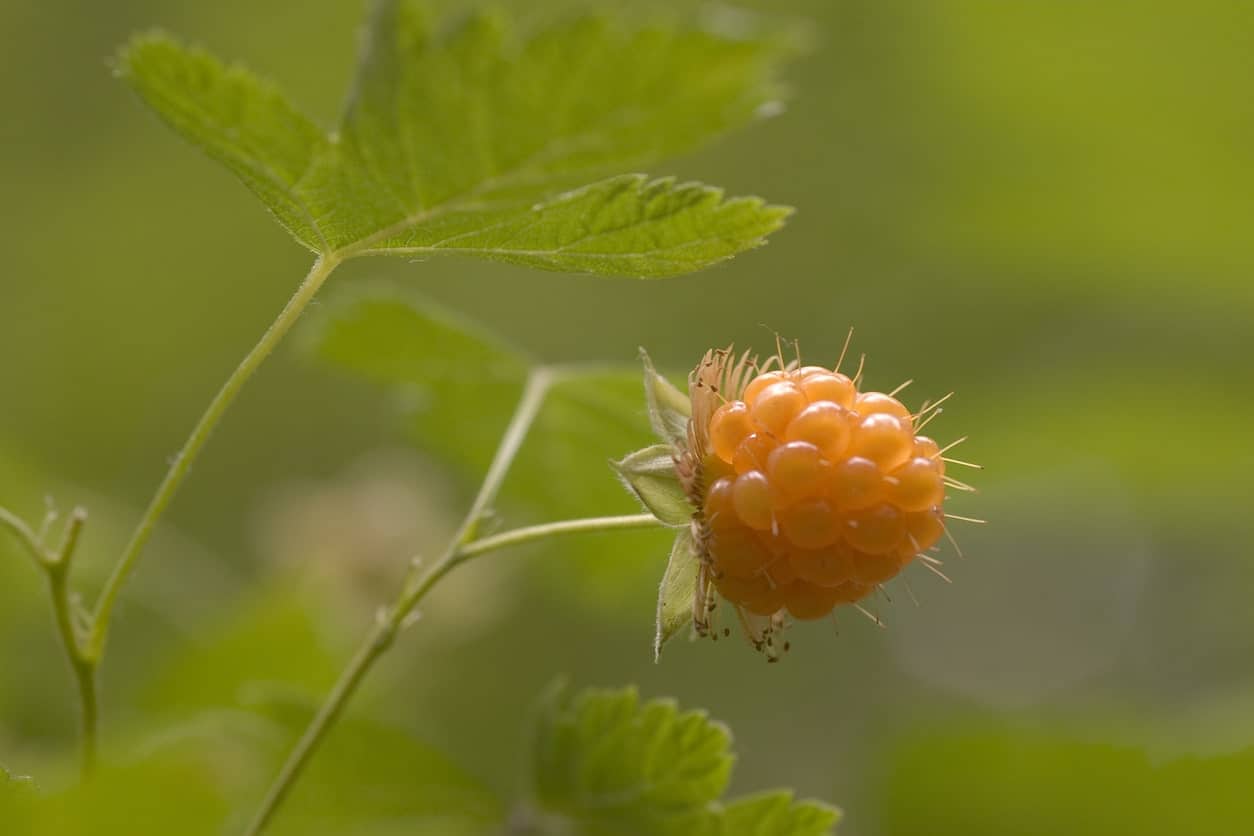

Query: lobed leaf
533;685;733;832
721;791;841;836
118;1;794;275
116;34;328;251
530;685;840;835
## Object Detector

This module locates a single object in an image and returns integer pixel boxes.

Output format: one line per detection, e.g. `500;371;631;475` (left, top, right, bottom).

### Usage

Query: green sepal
640;348;691;447
654;528;700;661
612;444;692;527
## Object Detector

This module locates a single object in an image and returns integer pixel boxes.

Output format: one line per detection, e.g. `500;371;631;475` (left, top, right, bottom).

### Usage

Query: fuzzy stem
88;255;341;660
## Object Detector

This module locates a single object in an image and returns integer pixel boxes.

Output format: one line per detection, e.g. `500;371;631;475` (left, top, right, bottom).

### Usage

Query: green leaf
530;685;841;835
350;174;789;278
613;443;692;527
641;348;692;447
533;685;733;833
118;2;793;274
654;530;699;661
115;33;328;252
721;791;841;836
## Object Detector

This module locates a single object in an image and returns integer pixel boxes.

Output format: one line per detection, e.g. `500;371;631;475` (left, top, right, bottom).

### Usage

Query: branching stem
243;371;664;835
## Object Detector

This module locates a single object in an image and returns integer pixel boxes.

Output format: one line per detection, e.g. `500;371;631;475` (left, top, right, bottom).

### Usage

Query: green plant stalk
244;371;665;835
88;254;341;660
2;506;96;776
0;507;47;571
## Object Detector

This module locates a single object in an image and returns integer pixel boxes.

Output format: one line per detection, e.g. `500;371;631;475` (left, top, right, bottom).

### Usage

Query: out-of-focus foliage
308;287;677;609
878;726;1254;836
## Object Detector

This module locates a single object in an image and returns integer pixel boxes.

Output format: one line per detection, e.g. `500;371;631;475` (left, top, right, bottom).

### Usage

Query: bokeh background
3;1;1253;833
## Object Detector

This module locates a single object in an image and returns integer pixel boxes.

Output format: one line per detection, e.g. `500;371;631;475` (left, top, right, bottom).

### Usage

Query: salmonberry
678;343;975;656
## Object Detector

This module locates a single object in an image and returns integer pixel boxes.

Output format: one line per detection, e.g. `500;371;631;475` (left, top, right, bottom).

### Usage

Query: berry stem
457;513;659;559
243;370;665;835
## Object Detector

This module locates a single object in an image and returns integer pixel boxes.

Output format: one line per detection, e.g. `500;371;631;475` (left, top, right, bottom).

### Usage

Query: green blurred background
2;1;1253;833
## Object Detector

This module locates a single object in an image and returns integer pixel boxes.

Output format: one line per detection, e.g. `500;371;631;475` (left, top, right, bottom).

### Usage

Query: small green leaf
654;529;700;661
118;3;794;274
722;791;841;836
641;349;691;447
533;685;733;832
613;443;692;527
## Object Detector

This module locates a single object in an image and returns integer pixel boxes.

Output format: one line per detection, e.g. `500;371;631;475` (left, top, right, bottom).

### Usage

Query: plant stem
0;505;50;569
32;508;97;777
88;254;341;660
244;372;664;835
47;559;97;777
458;513;659;560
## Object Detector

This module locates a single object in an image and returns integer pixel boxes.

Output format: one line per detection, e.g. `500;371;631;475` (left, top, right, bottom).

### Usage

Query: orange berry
763;551;800;586
785;401;853;461
779;497;841;549
830;580;873;605
716;573;785;616
703;477;737;530
750;381;807;436
913;435;946;475
829;456;885;511
731;471;774;531
732;432;778;474
843;502;906;554
766;440;829;503
799;372;856;408
887;456;945;512
782;582;840;621
850;413;914;470
789;544;855;587
914;435;941;459
854;391;912;424
742;370;789;406
851;548;900;585
703;453;735;484
792;365;831;379
902;507;945;554
709;525;772;578
709;401;754;463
